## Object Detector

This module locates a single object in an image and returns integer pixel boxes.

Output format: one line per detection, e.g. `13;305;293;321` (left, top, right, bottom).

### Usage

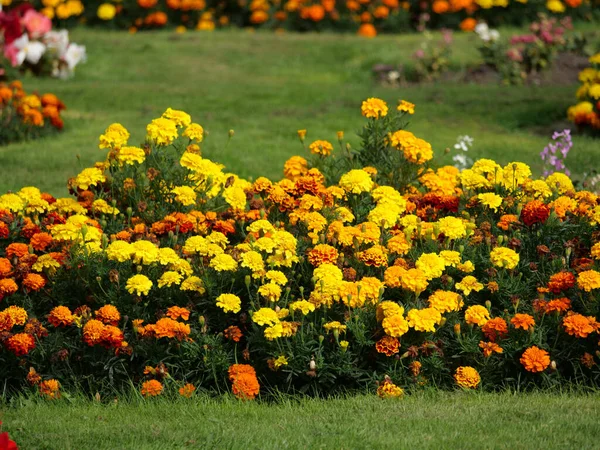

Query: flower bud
550;360;557;371
454;323;461;336
309;358;316;371
485;300;491;310
245;275;251;288
136;265;143;273
318;335;324;344
228;129;235;138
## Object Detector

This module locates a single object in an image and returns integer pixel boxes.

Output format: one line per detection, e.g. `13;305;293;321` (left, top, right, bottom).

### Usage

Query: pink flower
22;9;52;39
3;43;19;67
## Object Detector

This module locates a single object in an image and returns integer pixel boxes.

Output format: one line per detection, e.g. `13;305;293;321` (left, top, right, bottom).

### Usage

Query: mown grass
2;391;600;449
1;25;598;196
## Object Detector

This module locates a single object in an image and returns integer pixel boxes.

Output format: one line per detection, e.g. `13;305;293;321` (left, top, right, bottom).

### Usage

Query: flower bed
2;0;597;36
0;80;66;145
568;53;600;134
1;99;600;401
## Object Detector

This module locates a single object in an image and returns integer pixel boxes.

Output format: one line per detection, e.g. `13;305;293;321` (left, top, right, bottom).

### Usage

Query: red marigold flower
375;336;400;356
520;200;550;227
0;222;9;239
224;325;243;342
27;367;42;385
307;244;339;267
39;379;61;399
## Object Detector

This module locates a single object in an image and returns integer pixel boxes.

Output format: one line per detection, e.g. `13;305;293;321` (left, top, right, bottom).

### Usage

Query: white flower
63;43;87;71
44;30;70;58
13;34;47;66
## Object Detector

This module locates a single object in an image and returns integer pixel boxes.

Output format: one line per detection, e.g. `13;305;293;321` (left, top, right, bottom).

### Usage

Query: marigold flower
510;313;535;331
6;306;27;325
339;169;374;194
397;100;415;114
216;293;242;313
147;117;178;146
481;317;508;342
309;140;333;156
455;276;484;296
1;311;17;332
577;270;600;292
361;97;388;119
464;305;490;326
166;306;190;321
376;336;400;356
141;380;164;397
95;305;121;326
521;200;550;227
209;253;238;272
179;383;196;398
307;244;339;266
563;313;597;338
479;341;503;357
520;346;550;373
490;247;519;270
48;306;74;327
126;274;153;296
407;308;441;332
428;290;463;313
224;325;243;342
454;366;480;389
382;314;409;338
0;279;19;298
6;333;36;356
547;271;576;294
83;319;105;346
377;380;404;398
228;364;260;400
39;379;61;399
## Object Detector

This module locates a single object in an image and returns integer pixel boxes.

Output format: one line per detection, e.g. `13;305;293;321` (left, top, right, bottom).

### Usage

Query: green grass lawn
2;392;600;449
1;26;598;196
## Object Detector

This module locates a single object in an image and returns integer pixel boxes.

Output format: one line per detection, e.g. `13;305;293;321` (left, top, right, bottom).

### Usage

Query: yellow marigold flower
490;247;519;270
283;155;308;181
361;97;388;119
158;271;183;288
546;0;565;13
106;241;134;263
590;53;600;64
309;140;333;156
252;308;279;326
457;260;475;273
415;253;446;280
502;162;531;190
74;167;106;190
339;169;374;194
216;293;242;313
126;274;153;296
171;186;197;206
32;254;61;272
209;254;238;272
265;270;287;285
0;193;25;212
454;366;480;389
117;146;145;165
545;172;574;194
397;100;415;114
264;322;284;340
323;321;347;333
376;301;404;322
437;217;466;240
258;282;282;302
290;300;316;315
577;270;600;292
131;240;159;265
439;250;461;267
97;3;116;20
183;123;204;142
377;380;404;398
401;268;429;295
158;248;180;265
6;306;28;326
240;251;265;277
147;117;178;146
99;123;129;149
478;193;503;212
223;186;247;210
591;243;600;260
162;108;191;128
273;355;288;369
382;314;409;337
456;276;484;296
428;290;464;313
464;305;490;326
92;199;119;216
368;204;401;229
387;233;411;255
407;307;441;332
180;276;205;294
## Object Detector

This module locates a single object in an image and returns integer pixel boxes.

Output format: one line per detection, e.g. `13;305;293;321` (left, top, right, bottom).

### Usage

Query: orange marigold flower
481;317;508;342
5;242;29;259
581;352;596;368
308;140;333;156
563;313;596;338
547;271;576;294
454;366;480;389
39;379;61;399
179;383;196;398
543;297;571;315
409;361;422;377
520;346;550;373
377;379;404;398
48;306;74;327
497;214;519;231
375;336;400;356
27;367;42;385
228;364;260;400
0;278;19;297
510;313;535;331
6;333;36;356
6;305;27;325
479;341;503;357
141;380;164;397
95;305;121;326
0;258;12;277
224;325;243;342
307;244;339;267
30;232;53;252
83;319;105;346
0;310;15;332
101;325;125;348
22;273;46;291
166;306;190;321
24;318;48;339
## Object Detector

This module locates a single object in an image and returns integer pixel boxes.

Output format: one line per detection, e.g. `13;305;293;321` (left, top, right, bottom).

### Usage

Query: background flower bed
2;0;599;35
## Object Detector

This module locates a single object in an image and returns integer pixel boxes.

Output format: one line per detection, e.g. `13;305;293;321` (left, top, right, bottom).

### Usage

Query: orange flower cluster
0;82;66;146
228;364;260;400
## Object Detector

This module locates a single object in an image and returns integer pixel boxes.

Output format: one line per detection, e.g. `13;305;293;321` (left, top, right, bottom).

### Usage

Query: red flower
0;421;18;450
520;200;550;227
